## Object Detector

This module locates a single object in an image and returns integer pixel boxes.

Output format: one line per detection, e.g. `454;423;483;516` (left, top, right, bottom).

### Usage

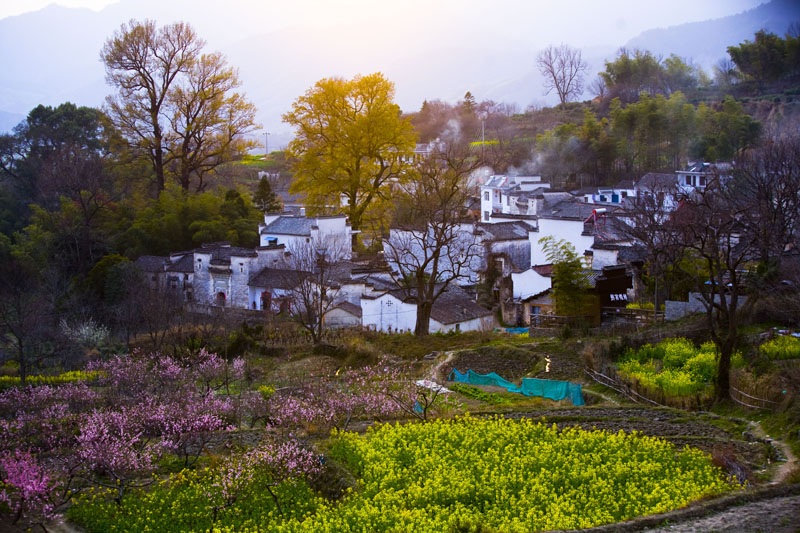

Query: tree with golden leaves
283;73;416;248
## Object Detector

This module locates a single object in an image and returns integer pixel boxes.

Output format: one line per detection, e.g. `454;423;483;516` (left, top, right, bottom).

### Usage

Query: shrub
760;335;800;360
662;338;697;369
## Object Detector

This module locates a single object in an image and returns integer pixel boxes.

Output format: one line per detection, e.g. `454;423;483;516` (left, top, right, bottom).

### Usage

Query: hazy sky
1;0;767;48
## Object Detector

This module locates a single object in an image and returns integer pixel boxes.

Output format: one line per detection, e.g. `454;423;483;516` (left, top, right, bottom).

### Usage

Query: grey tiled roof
476;222;530;241
135;255;166;272
388;285;492;324
636;173;676;190
333;300;362;317
539;200;599;220
248;267;306;290
166;254;194;273
261;217;313;236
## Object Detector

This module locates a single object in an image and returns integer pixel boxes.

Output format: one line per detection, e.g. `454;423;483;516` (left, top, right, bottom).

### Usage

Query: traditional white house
259;214;353;258
480;175;551;222
360;286;494;333
190;243;288;308
576;180;636;205
530;201;601;266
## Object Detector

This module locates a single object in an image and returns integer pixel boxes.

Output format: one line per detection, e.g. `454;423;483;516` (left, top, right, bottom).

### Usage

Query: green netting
449;369;585;406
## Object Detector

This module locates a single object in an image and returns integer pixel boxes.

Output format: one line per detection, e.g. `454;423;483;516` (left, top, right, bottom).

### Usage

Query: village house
479;175;551;222
259;213;353;258
360;285;494;333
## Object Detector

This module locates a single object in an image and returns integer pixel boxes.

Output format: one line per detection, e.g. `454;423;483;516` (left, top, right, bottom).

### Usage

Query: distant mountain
625;0;800;68
0;0;794;140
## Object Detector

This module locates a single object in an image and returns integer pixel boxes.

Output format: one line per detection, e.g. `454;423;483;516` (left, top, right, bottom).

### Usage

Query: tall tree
283;73;416;247
673;176;757;402
536;44;588;106
728;136;800;273
252;175;282;214
727;30;789;89
165;52;257;192
384;145;482;336
102;20;256;193
0;103;115;208
102;20;203;193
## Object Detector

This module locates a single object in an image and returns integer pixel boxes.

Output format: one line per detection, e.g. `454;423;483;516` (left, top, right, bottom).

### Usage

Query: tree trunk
153;122;165;192
17;339;26;384
715;338;733;402
415;301;432;336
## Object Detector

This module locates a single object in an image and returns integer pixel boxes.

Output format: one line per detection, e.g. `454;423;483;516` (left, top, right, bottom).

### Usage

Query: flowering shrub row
0;370;100;389
618;338;744;398
759;335;800;360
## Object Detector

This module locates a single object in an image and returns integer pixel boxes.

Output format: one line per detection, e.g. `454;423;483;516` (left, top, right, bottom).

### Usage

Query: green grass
450;383;512;405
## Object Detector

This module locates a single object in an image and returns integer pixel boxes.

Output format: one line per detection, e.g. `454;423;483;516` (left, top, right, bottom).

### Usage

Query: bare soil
642;494;800;532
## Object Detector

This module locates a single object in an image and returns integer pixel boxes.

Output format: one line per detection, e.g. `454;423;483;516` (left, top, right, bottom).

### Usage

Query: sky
0;0;767;48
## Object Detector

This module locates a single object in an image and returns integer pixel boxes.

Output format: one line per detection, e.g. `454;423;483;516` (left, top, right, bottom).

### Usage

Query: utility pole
264;132;270;159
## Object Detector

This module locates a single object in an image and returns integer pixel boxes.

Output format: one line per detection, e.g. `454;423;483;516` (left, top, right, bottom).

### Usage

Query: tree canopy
101;19;257;193
283;73;416;245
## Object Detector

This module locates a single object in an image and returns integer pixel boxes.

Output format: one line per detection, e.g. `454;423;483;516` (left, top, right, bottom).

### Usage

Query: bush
760;335;800;360
617;338;723;401
662;338;697;369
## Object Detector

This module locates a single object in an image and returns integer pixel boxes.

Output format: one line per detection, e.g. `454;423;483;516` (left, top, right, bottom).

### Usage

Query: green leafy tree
693;96;761;161
539;236;595;318
284;73;416;247
727;30;789;89
252;175;282;214
600;49;667;103
116;186;262;257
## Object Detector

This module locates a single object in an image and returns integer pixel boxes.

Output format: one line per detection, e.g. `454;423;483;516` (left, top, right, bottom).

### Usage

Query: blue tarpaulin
449;369;585;406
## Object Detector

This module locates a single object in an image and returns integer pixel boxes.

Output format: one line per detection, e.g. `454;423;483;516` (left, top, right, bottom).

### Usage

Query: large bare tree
384;146;482;336
536;44;588;106
674;176;757;402
101;20;256;193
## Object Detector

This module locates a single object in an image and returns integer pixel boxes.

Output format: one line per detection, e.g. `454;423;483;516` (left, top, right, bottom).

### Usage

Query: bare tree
728;137;800;274
536;44;588;106
102;19;203;192
102;20;256;193
0;257;53;383
617;180;685;308
589;75;607;100
674;176;757;402
384;145;482;336
285;236;349;344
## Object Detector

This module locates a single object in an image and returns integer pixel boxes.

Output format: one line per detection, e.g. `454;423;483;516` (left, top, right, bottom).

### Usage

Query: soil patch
442;343;541;380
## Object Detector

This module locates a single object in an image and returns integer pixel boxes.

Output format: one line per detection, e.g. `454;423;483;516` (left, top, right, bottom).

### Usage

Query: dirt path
643;494;800;532
748;420;798;485
427;350;456;381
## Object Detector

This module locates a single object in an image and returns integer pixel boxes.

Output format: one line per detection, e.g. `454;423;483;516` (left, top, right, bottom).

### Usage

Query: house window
685;176;691;185
484;211;490;221
531;305;541;315
484;192;489;201
239;262;244;273
455;323;461;332
699;176;706;187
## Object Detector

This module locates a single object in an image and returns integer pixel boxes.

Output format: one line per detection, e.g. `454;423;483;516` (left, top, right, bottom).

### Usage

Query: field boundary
580;483;800;532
